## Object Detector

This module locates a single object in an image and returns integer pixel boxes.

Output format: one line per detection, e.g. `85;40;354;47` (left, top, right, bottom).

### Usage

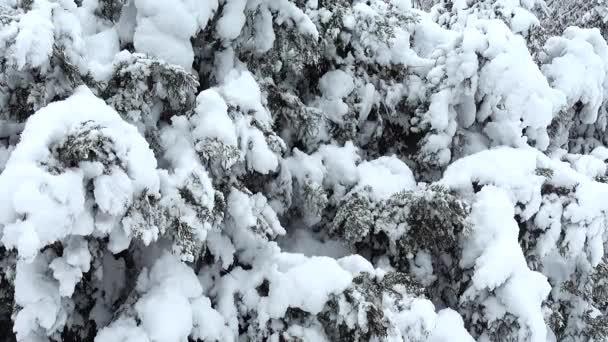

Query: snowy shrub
102;52;199;129
1;0;608;341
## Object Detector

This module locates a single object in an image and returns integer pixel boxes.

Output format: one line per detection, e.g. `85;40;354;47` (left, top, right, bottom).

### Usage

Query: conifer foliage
0;0;608;341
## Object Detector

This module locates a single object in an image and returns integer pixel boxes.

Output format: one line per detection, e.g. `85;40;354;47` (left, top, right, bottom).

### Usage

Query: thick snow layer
96;318;151;342
97;252;232;342
262;255;353;317
0;86;159;260
442;146;608;341
279;228;351;259
135;253;202;342
84;28;120;80
191;89;238;146
220;70;268;122
317;141;360;189
13;254;64;341
428;309;476;342
3;0;608;341
190;70;280;174
319;70;355;99
12;0;55;69
215;0;246;40
49;237;91;296
475;20;565;150
354;156;417;200
132;0;217;69
542;27;608;124
441;147;545;219
463;187;551;342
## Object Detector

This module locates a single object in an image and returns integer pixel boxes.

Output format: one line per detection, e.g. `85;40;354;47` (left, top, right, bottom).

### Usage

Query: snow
440;147;545;219
542;27;608;124
94;170;134;216
226;188;286;243
132;0;216;69
285;148;326;185
49;237;91;296
510;7;539;34
319;69;355;99
135;282;194;341
441;145;608;341
85;28;120;79
116;0;137;43
263;256;353;317
191;89;238;146
216;0;246;41
429;309;476;342
220;70;268;122
13;254;64;341
462;187;551;342
591;145;608;161
244;127;279;174
465;187;535;290
3;0;608;341
226;189;259;232
0;86;160;260
12;0;55;69
190;295;231;341
97;252;215;342
317;141;360;189
96;318;151;342
569;154;606;178
337;254;377;275
279;228;351;259
354;156;417;200
476;20;565;150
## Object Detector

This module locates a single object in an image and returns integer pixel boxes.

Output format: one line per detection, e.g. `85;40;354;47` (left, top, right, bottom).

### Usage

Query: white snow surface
0;86;159;261
3;1;608;341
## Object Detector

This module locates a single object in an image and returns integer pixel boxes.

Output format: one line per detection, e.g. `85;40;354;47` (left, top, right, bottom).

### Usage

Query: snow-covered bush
1;0;608;341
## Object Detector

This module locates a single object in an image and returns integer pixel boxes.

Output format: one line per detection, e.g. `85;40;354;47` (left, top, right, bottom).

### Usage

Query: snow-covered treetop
0;0;608;341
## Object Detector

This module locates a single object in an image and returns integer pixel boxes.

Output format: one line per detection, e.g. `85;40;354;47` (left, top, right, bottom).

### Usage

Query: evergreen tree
0;0;607;341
